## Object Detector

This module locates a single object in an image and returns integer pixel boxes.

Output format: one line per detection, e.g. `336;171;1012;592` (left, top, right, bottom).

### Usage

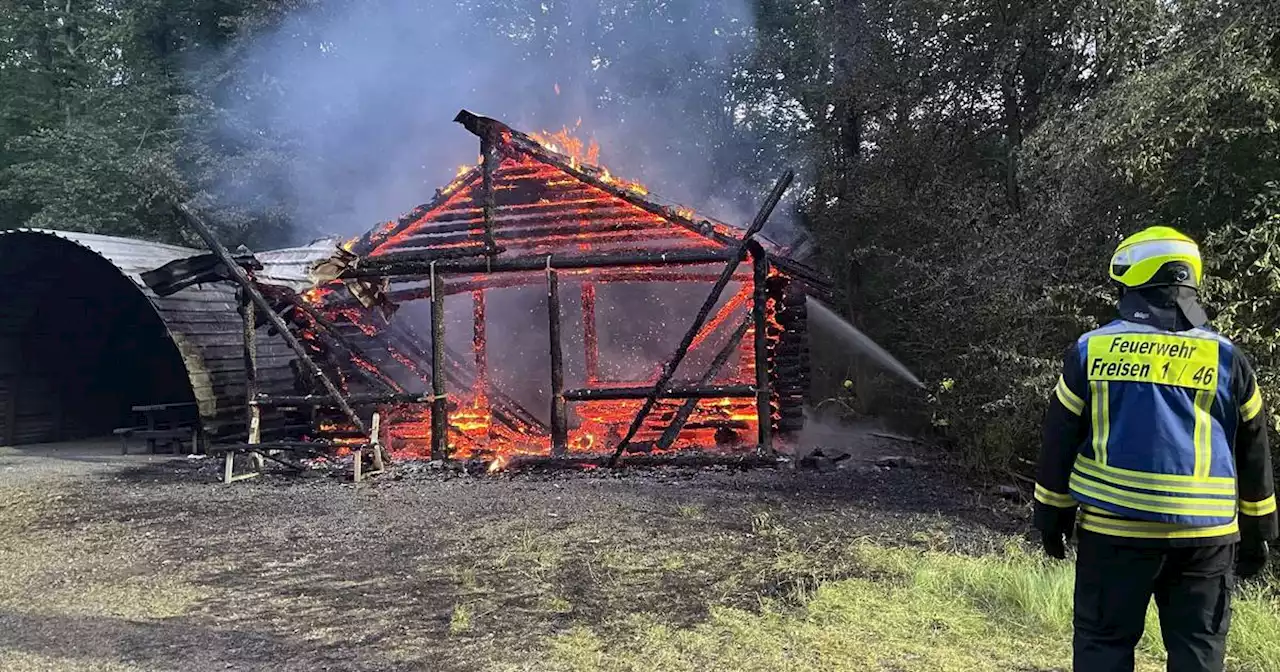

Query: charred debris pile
144;110;832;482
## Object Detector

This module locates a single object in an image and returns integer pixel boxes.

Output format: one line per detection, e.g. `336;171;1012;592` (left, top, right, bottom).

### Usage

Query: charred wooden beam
547;268;568;456
751;245;774;457
431;198;643;225
564;384;755;402
687;285;751;353
395;219;677;249
322;269;754;307
656;318;752;451
240;289;263;457
494;452;778;472
473;290;487;397
369;243;495;264
276;289;401;394
143;251;262;297
581;282;599;384
429;270;448;460
343;249;735;280
176;202;368;436
480;134;499;253
608;170;795;465
251;392;438;408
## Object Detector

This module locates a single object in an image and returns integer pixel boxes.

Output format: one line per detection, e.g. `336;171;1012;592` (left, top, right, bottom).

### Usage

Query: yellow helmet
1109;226;1203;290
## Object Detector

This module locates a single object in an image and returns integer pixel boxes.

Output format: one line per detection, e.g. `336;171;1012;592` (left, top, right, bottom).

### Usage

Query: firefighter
1034;226;1277;672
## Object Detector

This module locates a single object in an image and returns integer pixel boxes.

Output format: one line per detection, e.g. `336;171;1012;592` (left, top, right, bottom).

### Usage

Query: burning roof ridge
349;110;802;261
453;109;771;251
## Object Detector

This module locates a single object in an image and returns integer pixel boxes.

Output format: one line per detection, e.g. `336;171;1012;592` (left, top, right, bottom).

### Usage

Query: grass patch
676;504;705;520
536;542;1280;672
450;603;473;634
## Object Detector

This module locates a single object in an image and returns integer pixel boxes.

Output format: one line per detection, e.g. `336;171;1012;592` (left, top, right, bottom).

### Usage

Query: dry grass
8;451;1276;671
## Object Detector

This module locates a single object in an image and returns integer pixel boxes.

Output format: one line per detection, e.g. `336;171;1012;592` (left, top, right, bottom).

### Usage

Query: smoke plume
212;0;780;243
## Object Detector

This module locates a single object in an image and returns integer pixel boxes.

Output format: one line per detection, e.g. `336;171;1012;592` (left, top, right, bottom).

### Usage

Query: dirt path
0;437;1025;671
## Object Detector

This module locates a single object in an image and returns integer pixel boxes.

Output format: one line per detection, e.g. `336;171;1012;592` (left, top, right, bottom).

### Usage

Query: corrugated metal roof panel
0;229;297;438
256;237;343;291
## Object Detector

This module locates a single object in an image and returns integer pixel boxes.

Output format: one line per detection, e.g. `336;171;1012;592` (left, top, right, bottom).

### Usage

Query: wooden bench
115;426;200;455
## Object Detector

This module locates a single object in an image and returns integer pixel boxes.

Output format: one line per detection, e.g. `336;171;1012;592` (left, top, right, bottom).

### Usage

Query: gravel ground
0;436;1027;672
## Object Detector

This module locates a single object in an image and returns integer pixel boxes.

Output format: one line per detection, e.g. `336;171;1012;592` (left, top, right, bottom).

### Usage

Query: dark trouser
1074;530;1235;672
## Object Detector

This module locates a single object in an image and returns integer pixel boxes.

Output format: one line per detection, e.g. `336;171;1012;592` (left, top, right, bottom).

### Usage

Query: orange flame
288;126;800;471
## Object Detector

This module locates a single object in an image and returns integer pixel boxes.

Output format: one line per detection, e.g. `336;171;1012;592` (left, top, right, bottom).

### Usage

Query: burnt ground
0;434;1028;672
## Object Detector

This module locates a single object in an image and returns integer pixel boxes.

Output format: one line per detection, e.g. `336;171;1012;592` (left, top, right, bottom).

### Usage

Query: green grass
450;603;473;635
534;542;1280;672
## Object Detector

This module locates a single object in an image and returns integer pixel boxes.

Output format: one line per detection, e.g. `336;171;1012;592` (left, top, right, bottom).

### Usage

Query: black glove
1237;538;1269;580
1040;507;1077;560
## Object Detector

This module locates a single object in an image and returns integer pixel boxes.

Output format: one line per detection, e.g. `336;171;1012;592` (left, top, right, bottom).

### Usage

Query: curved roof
0;228;296;431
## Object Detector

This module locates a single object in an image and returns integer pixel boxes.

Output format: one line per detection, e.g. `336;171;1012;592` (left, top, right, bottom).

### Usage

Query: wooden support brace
223;450;264;484
608;170;795;466
473;289;488;398
656;318;752;451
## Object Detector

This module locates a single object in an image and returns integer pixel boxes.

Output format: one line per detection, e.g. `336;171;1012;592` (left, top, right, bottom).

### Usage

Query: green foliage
0;0;302;248
1205;184;1280;448
748;0;1280;472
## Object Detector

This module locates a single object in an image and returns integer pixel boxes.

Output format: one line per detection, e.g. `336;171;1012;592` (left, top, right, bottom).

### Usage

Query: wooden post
480;135;500;253
370;412;385;472
473;290;487;397
548;267;568;456
608;170;794;465
581;282;599;385
430;266;448;460
751;248;774;457
226;289;264;484
242;290;262;446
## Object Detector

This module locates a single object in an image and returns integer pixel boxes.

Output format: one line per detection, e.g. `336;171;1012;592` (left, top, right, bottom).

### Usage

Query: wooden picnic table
116;402;201;454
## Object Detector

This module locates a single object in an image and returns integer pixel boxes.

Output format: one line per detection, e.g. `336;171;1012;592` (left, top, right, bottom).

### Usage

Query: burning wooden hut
156;110;829;477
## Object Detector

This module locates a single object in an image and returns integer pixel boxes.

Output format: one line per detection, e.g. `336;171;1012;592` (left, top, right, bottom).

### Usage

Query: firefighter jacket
1035;319;1278;546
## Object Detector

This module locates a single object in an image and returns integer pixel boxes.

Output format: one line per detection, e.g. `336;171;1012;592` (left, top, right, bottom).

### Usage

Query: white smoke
207;0;783;242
